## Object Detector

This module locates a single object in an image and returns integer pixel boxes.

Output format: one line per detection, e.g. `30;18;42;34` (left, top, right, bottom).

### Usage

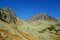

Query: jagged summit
0;8;17;24
32;12;57;21
26;12;58;23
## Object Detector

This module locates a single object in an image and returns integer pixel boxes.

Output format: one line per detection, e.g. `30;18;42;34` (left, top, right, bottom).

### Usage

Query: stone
0;8;17;24
32;12;58;21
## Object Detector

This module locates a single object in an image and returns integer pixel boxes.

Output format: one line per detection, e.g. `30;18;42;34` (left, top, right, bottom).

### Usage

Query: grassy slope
0;18;60;40
18;20;60;40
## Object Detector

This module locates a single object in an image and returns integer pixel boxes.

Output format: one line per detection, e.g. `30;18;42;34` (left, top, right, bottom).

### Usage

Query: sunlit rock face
0;8;60;40
32;12;58;21
0;8;17;24
25;12;58;23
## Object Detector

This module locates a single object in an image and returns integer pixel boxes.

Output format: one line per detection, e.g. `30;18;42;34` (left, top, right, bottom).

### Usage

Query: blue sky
0;0;60;20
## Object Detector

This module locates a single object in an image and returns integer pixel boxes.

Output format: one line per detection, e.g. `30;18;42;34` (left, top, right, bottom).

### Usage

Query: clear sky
0;0;60;20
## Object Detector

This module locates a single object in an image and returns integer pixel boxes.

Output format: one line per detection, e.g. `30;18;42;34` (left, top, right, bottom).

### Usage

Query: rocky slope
32;12;58;21
25;12;58;23
0;8;60;40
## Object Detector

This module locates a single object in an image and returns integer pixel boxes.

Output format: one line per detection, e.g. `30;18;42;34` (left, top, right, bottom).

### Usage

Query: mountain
0;8;60;40
32;12;58;21
26;12;59;23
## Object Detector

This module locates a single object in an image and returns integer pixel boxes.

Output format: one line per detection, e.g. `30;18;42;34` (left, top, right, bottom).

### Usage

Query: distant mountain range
0;8;60;40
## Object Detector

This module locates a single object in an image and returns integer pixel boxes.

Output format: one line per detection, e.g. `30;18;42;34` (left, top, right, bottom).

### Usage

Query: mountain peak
32;12;57;21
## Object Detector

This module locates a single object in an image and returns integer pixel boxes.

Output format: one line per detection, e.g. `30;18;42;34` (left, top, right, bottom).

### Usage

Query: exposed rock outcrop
0;8;17;24
32;12;58;21
0;8;60;40
26;12;58;23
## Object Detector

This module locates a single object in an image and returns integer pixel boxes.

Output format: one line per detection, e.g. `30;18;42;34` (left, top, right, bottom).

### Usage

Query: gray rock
32;12;58;21
25;12;58;22
0;8;17;24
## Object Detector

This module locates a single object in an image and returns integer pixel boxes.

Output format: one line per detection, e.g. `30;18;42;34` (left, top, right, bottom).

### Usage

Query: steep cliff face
0;8;60;40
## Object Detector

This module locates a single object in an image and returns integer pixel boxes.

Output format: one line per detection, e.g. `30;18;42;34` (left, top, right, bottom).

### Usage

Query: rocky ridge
26;12;58;23
0;8;17;24
0;8;60;40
